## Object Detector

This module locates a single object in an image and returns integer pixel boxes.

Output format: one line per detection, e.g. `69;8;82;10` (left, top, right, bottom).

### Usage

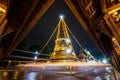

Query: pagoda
50;16;78;61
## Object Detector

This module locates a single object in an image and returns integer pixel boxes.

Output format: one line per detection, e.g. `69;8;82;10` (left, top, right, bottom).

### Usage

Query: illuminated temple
50;16;77;60
0;0;120;73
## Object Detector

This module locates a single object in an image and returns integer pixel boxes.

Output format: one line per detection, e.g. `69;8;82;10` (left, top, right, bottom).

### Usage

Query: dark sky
18;0;105;60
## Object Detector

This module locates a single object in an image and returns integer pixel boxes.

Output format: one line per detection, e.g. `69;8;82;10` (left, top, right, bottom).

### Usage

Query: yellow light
113;11;118;15
3;71;8;77
108;8;120;14
112;38;115;41
0;7;6;13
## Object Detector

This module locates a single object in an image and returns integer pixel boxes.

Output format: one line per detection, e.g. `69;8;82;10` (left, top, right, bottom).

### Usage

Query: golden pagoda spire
50;15;77;60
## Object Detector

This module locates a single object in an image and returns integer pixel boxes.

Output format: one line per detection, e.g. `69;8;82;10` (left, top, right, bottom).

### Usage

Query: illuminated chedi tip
59;15;64;19
19;61;106;67
113;11;118;15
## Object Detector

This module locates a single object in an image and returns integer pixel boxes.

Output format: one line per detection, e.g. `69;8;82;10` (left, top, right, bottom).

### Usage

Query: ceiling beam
5;0;55;58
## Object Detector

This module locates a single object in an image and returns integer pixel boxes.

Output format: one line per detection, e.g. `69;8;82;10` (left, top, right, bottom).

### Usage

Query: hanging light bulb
66;39;71;43
66;48;72;53
34;56;37;60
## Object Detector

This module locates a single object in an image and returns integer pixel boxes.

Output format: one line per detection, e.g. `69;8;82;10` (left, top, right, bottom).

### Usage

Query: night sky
18;0;105;60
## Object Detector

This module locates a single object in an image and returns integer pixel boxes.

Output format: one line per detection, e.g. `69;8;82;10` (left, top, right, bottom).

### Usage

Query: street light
102;59;107;64
35;51;38;54
34;56;37;60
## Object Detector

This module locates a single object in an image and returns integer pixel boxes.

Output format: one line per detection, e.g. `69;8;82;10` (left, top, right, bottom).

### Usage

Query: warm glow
108;8;120;14
112;38;115;41
0;7;6;13
50;15;77;60
113;11;118;15
3;71;8;76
